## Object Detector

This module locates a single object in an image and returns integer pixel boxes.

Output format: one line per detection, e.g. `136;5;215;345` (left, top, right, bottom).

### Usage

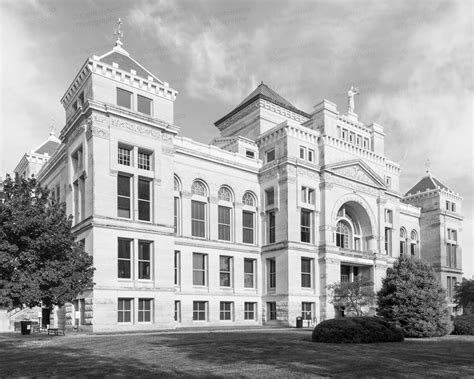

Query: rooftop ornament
347;86;360;114
114;18;124;47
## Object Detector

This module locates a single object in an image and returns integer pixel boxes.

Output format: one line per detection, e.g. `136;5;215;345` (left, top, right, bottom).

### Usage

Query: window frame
266;149;275;163
137;298;152;323
137;240;152;280
193;301;207;321
267;302;277;321
218;205;232;241
242;210;255;244
118;238;132;279
220;301;234;321
300;209;312;243
244;258;256;289
117;174;132;219
268;258;276;289
219;255;233;288
192;253;207;287
137;94;153;115
117;298;133;323
191;200;207;238
117;87;133;109
301;257;312;288
244;302;256;320
137;177;152;222
268;211;276;244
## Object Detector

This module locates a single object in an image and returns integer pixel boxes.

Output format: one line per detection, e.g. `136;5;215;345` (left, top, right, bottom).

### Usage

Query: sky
0;0;472;277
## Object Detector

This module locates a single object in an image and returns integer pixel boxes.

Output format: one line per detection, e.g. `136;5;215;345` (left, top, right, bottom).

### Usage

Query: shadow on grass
146;331;474;377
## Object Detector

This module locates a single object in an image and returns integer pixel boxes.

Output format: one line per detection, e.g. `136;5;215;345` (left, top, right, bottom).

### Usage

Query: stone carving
110;117;161;139
86;124;109;140
161;133;174;144
333;165;376;186
92;113;108;126
331;175;378;195
161;146;175;156
347;86;360;113
331;193;377;235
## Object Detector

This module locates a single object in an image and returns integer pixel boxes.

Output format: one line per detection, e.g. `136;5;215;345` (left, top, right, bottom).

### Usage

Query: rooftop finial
426;158;431;174
114;18;124;46
347;86;360;114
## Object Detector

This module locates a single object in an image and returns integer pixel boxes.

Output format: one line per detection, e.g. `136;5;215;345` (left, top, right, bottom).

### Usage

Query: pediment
326;160;387;189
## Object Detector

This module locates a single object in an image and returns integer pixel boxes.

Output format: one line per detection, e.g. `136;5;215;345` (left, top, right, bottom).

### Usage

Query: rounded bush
452;314;474;335
312;316;404;343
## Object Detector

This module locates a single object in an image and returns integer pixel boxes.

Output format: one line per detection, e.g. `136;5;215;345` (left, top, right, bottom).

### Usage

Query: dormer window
117;88;132;109
137;95;152;115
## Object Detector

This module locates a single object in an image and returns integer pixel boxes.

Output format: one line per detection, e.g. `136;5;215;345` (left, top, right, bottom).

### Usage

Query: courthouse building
9;33;463;332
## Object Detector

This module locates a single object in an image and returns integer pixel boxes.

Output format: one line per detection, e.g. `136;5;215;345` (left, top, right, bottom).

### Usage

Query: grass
0;329;473;377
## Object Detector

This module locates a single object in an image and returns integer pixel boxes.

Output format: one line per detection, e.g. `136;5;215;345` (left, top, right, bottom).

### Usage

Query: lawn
0;329;473;377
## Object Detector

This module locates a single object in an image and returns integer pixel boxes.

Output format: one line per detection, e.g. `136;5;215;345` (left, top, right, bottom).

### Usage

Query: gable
327;160;387;189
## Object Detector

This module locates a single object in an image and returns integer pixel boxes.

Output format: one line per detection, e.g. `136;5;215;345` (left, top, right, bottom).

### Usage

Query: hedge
452;314;474;335
312;316;404;343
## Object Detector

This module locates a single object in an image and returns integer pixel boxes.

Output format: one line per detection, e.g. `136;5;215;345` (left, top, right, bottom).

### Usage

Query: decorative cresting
331;193;377;238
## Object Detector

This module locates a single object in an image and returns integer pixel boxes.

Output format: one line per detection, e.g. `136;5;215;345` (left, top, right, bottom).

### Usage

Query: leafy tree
454;278;474;314
377;255;452;337
327;276;375;317
0;175;94;311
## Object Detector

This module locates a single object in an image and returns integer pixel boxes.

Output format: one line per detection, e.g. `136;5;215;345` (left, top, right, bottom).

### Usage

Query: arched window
400;227;407;256
217;186;233;241
336;221;351;249
191;180;208;238
191;181;207;197
174;175;181;234
242;191;256;207
242;191;257;244
410;230;418;256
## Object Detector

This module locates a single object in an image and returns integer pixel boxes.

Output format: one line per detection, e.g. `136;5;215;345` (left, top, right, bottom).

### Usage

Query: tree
377;255;452;337
0;175;94;311
327;276;376;317
454;278;474;315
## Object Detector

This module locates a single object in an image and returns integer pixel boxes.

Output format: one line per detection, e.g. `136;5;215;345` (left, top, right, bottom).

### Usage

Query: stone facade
10;39;462;332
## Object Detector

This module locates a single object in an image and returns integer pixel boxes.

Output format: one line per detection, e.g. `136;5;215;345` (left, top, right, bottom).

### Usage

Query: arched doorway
335;201;374;251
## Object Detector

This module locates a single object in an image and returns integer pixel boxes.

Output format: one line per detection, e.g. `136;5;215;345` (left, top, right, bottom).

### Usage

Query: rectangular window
385;176;392;188
118;298;132;323
137;94;152;115
301;187;315;204
174;251;180;285
299;146;306;159
138;178;151;221
220;302;233;321
349;132;355;144
218;206;231;241
118;239;131;279
268;211;276;243
268;258;276;288
138;151;151;170
308;149;314;163
446;200;450;210
246;150;255;159
191;201;206;238
117;174;131;218
342;129;348;140
244;302;256;320
337;126;342;138
301;258;312;288
138;241;151;280
385;227;392;255
384;209;393;223
242;211;254;244
447;276;452;299
219;256;232;287
363;138;369;149
117;88;132;109
451;202;456;212
265;188;274;206
301;210;311;243
138;299;152;322
267;302;277;320
356;135;361;146
302;302;313;321
174;300;181;322
193;253;207;286
193;301;207;321
118;146;131;166
244;258;255;288
266;149;275;163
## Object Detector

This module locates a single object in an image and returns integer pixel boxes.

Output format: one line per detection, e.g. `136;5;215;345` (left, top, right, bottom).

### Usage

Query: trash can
20;321;32;335
296;316;303;328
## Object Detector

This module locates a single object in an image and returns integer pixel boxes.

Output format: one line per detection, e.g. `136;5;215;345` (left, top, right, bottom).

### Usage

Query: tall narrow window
220;302;233;321
308;149;314;162
299;146;306;159
268;211;276;243
193;253;207;286
191;201;206;237
174;197;179;234
174;301;181;322
138;241;151;280
336;221;350;249
118;146;131;166
218;206;231;241
117;174;131;218
301;258;312;288
266;149;275;163
265;188;274;206
137;94;152;115
219;256;232;287
138;299;152;322
385;227;392;255
193;301;207;321
118;298;132;323
244;302;256;320
174;251;180;285
301;210;311;243
302;302;313;321
267;302;277;320
174;176;181;235
118;239;131;279
410;230;418;257
117;88;132;109
400;228;407;256
244;258;255;288
268;258;276;288
242;211;254;244
138;178;151;221
137;150;151;170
